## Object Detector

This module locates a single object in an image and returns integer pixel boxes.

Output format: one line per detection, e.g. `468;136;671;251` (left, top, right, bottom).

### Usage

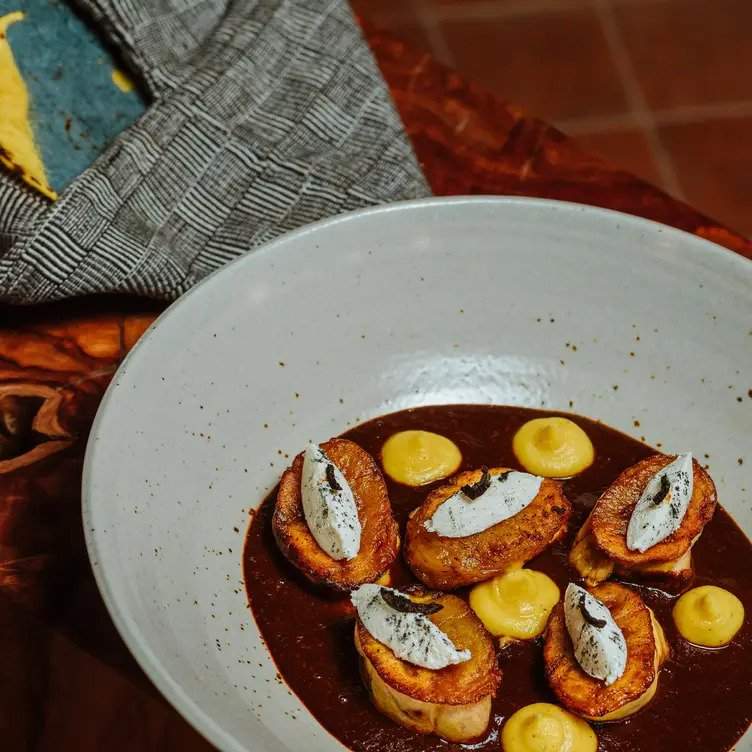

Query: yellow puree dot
380;430;461;487
469;569;559;640
512;417;594;477
673;585;745;647
502;703;597;752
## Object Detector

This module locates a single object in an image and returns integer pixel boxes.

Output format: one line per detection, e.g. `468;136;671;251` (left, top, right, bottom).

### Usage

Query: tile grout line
557;112;640;135
414;0;456;69
433;0;676;23
434;0;590;22
559;99;752;135
593;0;685;198
651;99;752;126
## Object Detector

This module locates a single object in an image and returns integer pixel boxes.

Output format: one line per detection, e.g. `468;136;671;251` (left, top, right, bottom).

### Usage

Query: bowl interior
84;197;752;752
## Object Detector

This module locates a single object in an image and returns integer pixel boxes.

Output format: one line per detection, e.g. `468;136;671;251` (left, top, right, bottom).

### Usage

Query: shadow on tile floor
353;0;752;238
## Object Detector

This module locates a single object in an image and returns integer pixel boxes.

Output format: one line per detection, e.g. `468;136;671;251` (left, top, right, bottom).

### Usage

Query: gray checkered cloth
0;0;429;303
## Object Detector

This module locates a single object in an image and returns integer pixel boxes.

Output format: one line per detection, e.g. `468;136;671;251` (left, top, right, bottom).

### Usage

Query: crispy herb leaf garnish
380;588;443;615
650;474;671;506
325;463;342;491
578;593;607;629
461;466;491;500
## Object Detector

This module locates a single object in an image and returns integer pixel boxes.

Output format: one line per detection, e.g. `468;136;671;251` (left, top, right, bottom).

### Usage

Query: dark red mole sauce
243;405;752;752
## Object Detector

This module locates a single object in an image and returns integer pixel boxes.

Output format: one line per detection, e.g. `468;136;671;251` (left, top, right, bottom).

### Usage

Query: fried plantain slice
544;582;669;721
405;467;572;590
355;589;501;741
569;510;694;593
273;438;399;591
569;512;616;586
590;454;716;568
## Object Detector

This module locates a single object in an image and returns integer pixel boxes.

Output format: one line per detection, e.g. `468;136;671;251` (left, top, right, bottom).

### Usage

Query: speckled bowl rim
82;196;752;752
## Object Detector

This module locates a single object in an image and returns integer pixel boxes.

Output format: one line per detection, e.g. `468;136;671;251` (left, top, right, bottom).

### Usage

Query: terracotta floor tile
436;6;629;122
572;128;665;188
350;0;434;52
659;117;752;237
429;0;590;8
349;0;420;26
614;0;752;110
353;0;749;233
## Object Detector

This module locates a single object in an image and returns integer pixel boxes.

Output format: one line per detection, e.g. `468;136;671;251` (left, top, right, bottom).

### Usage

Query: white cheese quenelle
564;583;626;686
300;443;361;560
423;469;542;538
351;584;471;669
626;452;694;553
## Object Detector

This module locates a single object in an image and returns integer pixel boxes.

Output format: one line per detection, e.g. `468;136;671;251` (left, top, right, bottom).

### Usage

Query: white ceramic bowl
83;197;752;752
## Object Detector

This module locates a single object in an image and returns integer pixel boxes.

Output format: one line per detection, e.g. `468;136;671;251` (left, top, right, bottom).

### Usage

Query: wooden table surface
1;26;750;751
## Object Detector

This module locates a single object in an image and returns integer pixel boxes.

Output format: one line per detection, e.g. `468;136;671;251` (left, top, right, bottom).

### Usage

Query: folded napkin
0;0;429;304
